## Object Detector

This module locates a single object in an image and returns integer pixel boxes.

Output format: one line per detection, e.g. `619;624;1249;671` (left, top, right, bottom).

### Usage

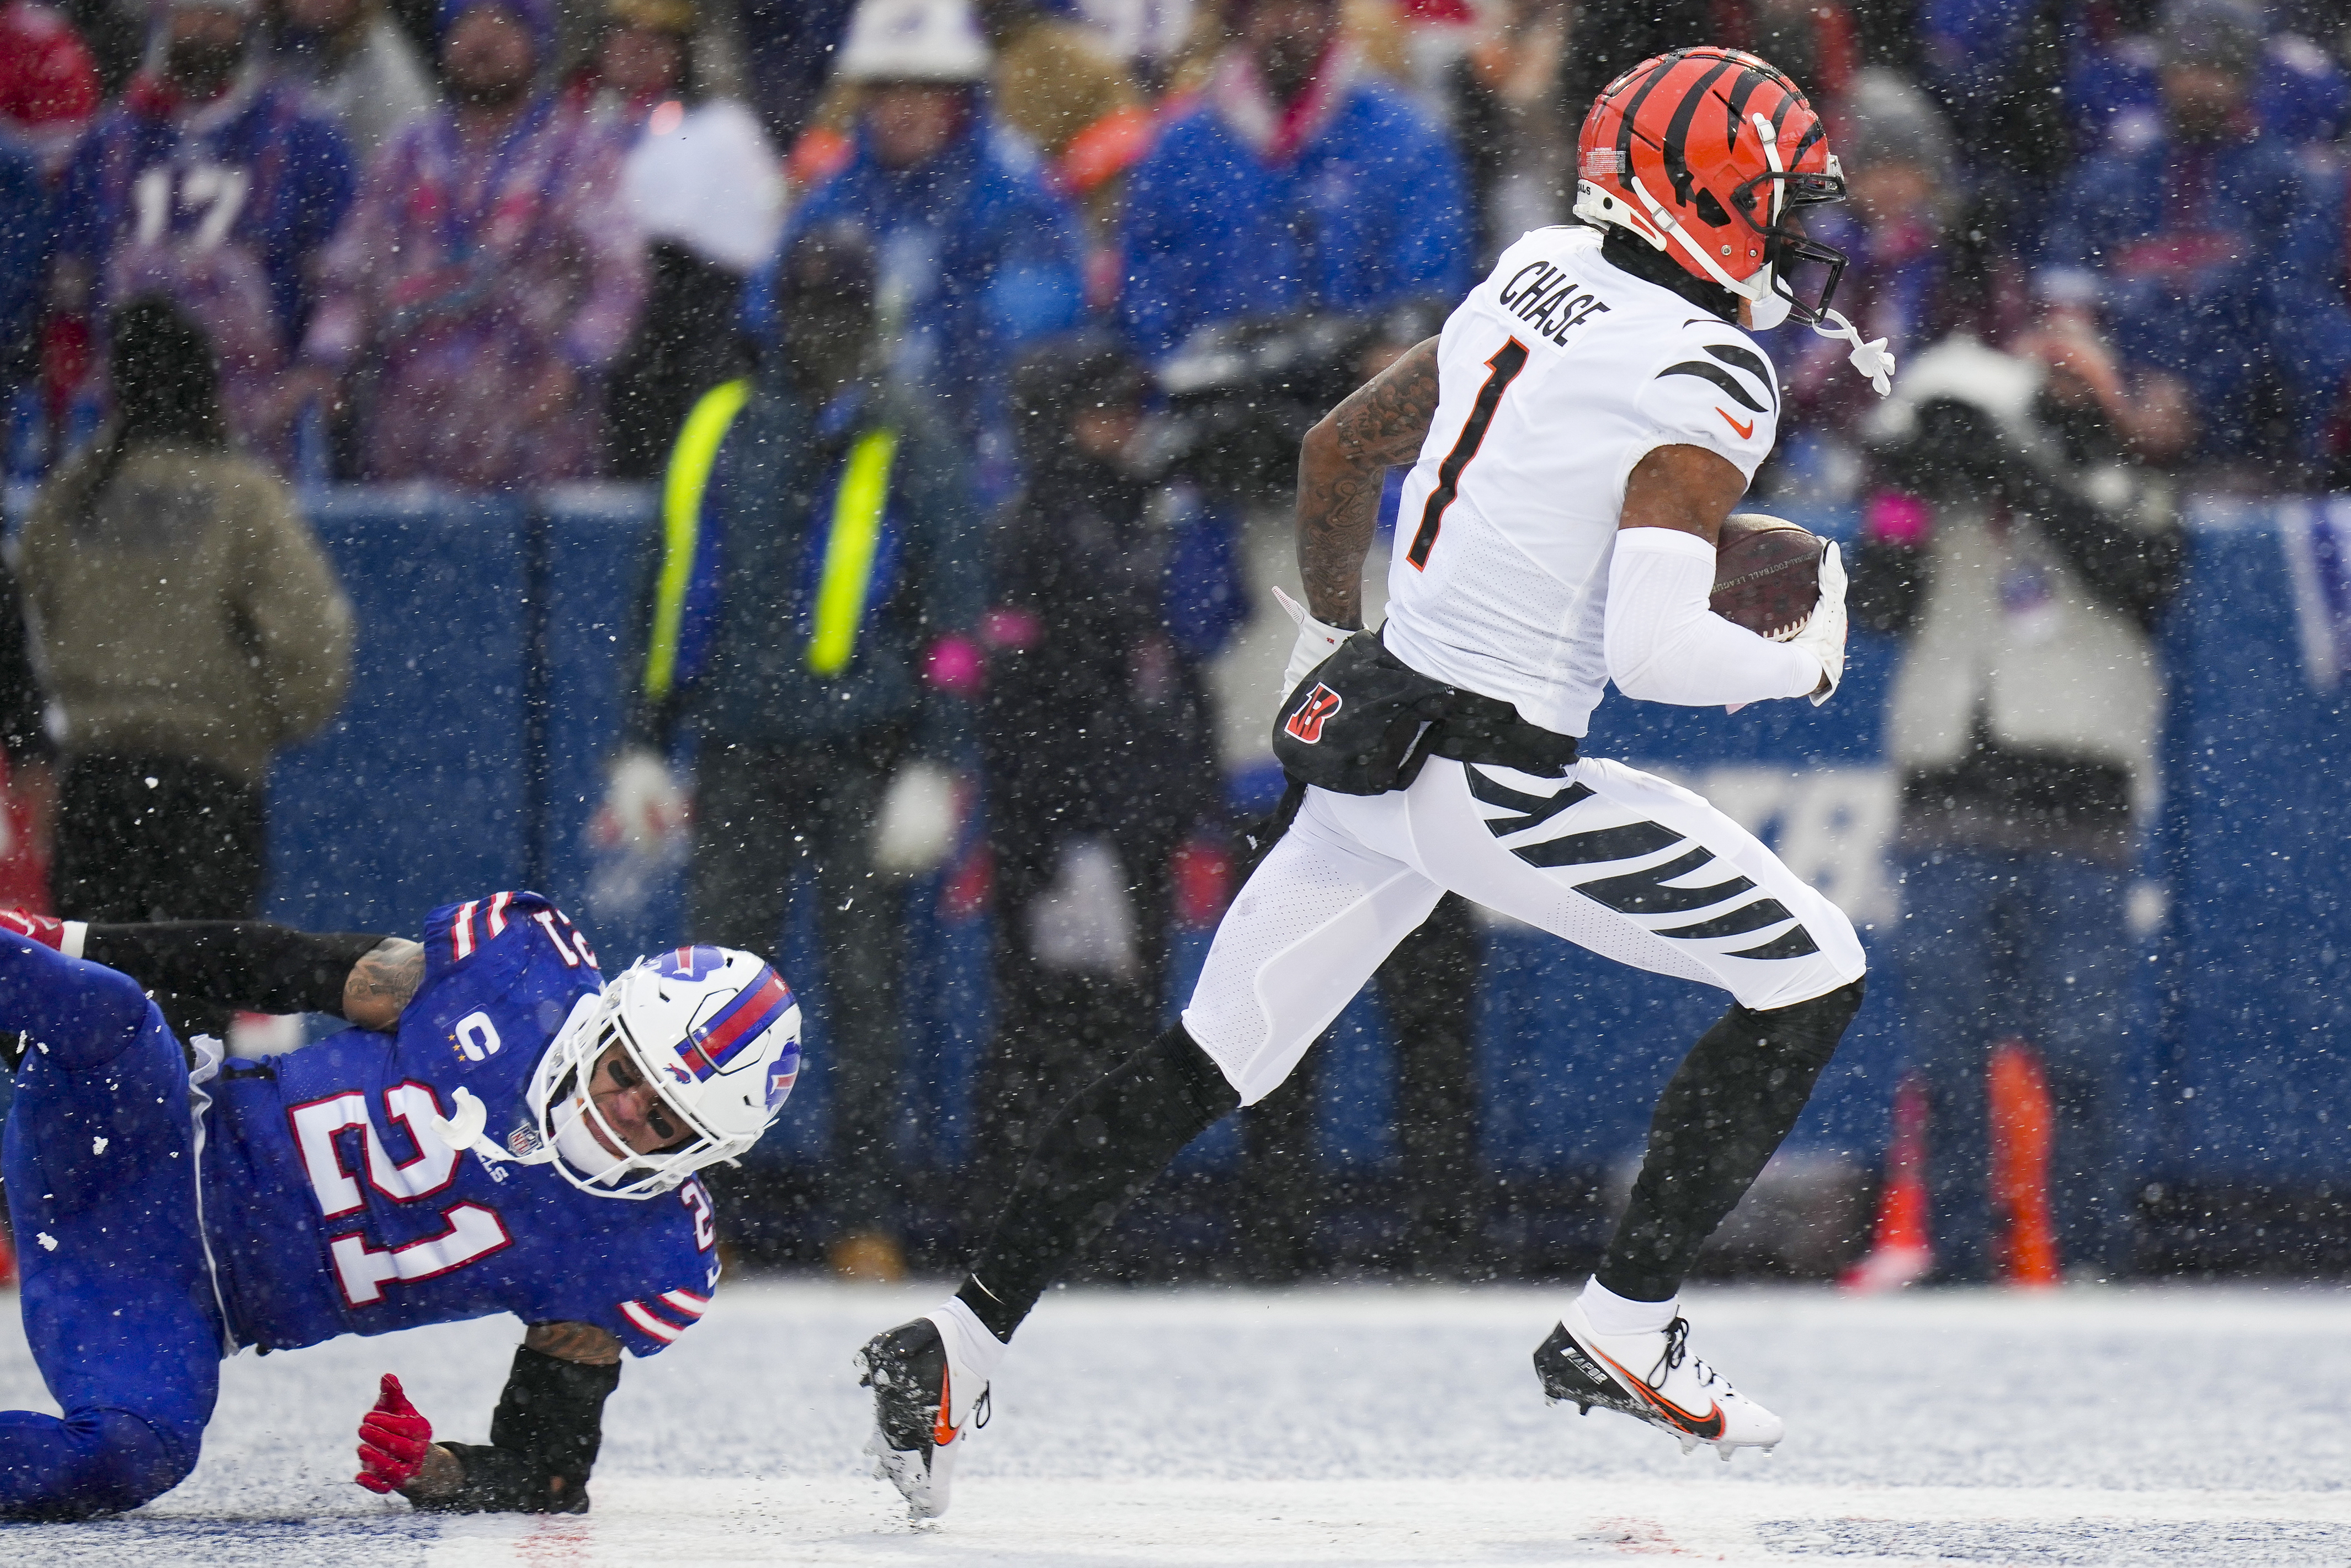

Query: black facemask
164;36;245;97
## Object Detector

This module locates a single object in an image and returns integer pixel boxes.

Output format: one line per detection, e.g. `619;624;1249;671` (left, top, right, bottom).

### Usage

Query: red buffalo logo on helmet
1284;684;1343;745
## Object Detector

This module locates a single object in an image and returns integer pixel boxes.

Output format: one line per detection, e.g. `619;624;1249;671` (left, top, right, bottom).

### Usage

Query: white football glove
594;749;689;852
1786;539;1849;705
872;759;959;874
1270;583;1354;697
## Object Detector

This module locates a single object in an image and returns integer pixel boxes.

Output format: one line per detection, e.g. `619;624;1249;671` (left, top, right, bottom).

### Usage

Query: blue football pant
0;931;222;1517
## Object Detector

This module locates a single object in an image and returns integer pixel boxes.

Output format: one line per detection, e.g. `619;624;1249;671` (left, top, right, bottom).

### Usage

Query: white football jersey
1381;224;1781;737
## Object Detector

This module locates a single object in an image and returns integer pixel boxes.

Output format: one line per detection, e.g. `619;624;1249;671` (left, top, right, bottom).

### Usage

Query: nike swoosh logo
934;1366;956;1448
1589;1342;1726;1440
1642;1389;1726;1439
1716;408;1755;439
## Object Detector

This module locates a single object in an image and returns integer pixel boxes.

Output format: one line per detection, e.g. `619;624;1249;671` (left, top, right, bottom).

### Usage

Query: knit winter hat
109;295;226;448
1836;66;1955;184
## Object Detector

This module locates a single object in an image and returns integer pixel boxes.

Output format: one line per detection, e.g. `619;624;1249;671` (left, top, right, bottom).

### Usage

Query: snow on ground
2;1279;2348;1565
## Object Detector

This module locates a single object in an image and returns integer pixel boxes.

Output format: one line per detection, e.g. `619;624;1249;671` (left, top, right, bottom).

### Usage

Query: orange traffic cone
1842;1073;1933;1291
1988;1039;2060;1287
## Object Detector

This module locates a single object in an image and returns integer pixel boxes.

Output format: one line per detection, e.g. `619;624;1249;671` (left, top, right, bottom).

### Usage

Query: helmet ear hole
1694;189;1732;228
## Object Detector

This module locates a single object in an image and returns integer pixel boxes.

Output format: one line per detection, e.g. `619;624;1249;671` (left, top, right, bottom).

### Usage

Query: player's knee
77;1406;195;1513
0;1407;198;1519
0;944;157;1074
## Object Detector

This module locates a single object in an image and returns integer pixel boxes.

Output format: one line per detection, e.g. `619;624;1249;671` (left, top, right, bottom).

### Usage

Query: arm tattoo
1296;337;1441;628
525;1321;623;1367
342;937;424;1031
1328;337;1442;469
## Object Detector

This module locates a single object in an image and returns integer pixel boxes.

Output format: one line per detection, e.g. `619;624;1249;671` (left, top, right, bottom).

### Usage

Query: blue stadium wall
265;488;2351;1198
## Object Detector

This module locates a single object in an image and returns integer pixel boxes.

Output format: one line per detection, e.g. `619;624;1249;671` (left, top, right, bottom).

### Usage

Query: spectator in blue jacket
1116;0;1471;360
761;0;1084;500
54;0;355;465
2036;0;2337;467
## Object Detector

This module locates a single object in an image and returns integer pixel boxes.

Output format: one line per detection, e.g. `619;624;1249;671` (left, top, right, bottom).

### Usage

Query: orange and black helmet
1573;47;1849;327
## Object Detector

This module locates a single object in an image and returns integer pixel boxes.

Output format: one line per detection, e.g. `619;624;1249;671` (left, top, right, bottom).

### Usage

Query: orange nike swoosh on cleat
1639;1388;1725;1441
1588;1342;1726;1441
1716;408;1755;439
934;1367;956;1448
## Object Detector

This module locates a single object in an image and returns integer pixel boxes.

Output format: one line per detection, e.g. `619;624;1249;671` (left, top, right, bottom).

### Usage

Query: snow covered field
2;1279;2348;1565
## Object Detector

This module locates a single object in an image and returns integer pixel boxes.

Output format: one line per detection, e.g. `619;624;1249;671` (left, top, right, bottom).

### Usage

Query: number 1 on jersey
1407;338;1530;572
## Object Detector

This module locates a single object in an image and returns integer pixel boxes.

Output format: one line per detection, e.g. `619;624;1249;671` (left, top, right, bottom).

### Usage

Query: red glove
354;1373;433;1495
0;910;65;949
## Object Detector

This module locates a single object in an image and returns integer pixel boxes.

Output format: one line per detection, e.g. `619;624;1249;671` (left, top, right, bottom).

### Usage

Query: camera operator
1853;321;2182;1286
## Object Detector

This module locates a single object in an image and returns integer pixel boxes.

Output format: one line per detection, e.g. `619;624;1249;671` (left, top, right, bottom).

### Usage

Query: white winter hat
834;0;990;83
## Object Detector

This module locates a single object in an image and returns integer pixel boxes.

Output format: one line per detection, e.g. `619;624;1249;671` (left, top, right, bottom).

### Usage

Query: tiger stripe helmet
1574;47;1849;327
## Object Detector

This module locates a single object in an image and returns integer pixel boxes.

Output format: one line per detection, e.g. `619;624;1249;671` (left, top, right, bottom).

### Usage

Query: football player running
861;47;1901;1517
0;898;800;1518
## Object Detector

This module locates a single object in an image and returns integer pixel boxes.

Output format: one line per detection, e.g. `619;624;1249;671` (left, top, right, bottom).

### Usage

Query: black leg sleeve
958;1021;1240;1343
79;922;387;1018
1597;977;1866;1304
420;1347;621;1514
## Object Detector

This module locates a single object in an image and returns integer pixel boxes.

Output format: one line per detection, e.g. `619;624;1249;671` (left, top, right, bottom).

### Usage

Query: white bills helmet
526;945;803;1199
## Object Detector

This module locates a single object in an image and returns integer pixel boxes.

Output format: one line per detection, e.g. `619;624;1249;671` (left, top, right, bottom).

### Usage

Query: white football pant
1182;756;1868;1105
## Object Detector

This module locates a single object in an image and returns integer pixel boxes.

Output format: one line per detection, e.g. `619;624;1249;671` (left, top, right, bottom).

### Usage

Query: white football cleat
857;1313;991;1519
1533;1303;1784;1459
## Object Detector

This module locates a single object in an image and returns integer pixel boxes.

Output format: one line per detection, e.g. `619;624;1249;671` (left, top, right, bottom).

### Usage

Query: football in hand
1710;513;1822;641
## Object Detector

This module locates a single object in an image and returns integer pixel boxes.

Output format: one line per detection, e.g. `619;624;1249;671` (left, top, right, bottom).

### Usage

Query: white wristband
1270;584;1354;696
61;921;86;960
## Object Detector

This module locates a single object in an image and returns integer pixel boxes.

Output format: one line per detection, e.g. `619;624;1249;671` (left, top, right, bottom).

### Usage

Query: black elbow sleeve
79;923;387;1017
417;1348;622;1514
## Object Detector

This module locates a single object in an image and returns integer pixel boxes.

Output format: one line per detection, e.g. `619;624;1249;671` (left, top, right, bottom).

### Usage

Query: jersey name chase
1494;259;1613;346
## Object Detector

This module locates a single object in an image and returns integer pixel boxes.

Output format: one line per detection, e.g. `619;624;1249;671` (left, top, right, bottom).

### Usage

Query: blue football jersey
198;893;719;1358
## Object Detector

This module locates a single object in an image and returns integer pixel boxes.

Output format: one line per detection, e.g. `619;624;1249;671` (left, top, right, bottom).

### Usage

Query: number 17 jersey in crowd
197;893;719;1360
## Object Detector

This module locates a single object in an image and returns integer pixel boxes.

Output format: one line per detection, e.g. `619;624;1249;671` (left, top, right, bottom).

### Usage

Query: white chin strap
1809;306;1896;396
422;1085;555;1168
1745;111;1897;396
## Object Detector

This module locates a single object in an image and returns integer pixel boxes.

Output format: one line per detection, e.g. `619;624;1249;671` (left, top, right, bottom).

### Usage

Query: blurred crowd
1;0;2344;1286
0;0;2345;492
